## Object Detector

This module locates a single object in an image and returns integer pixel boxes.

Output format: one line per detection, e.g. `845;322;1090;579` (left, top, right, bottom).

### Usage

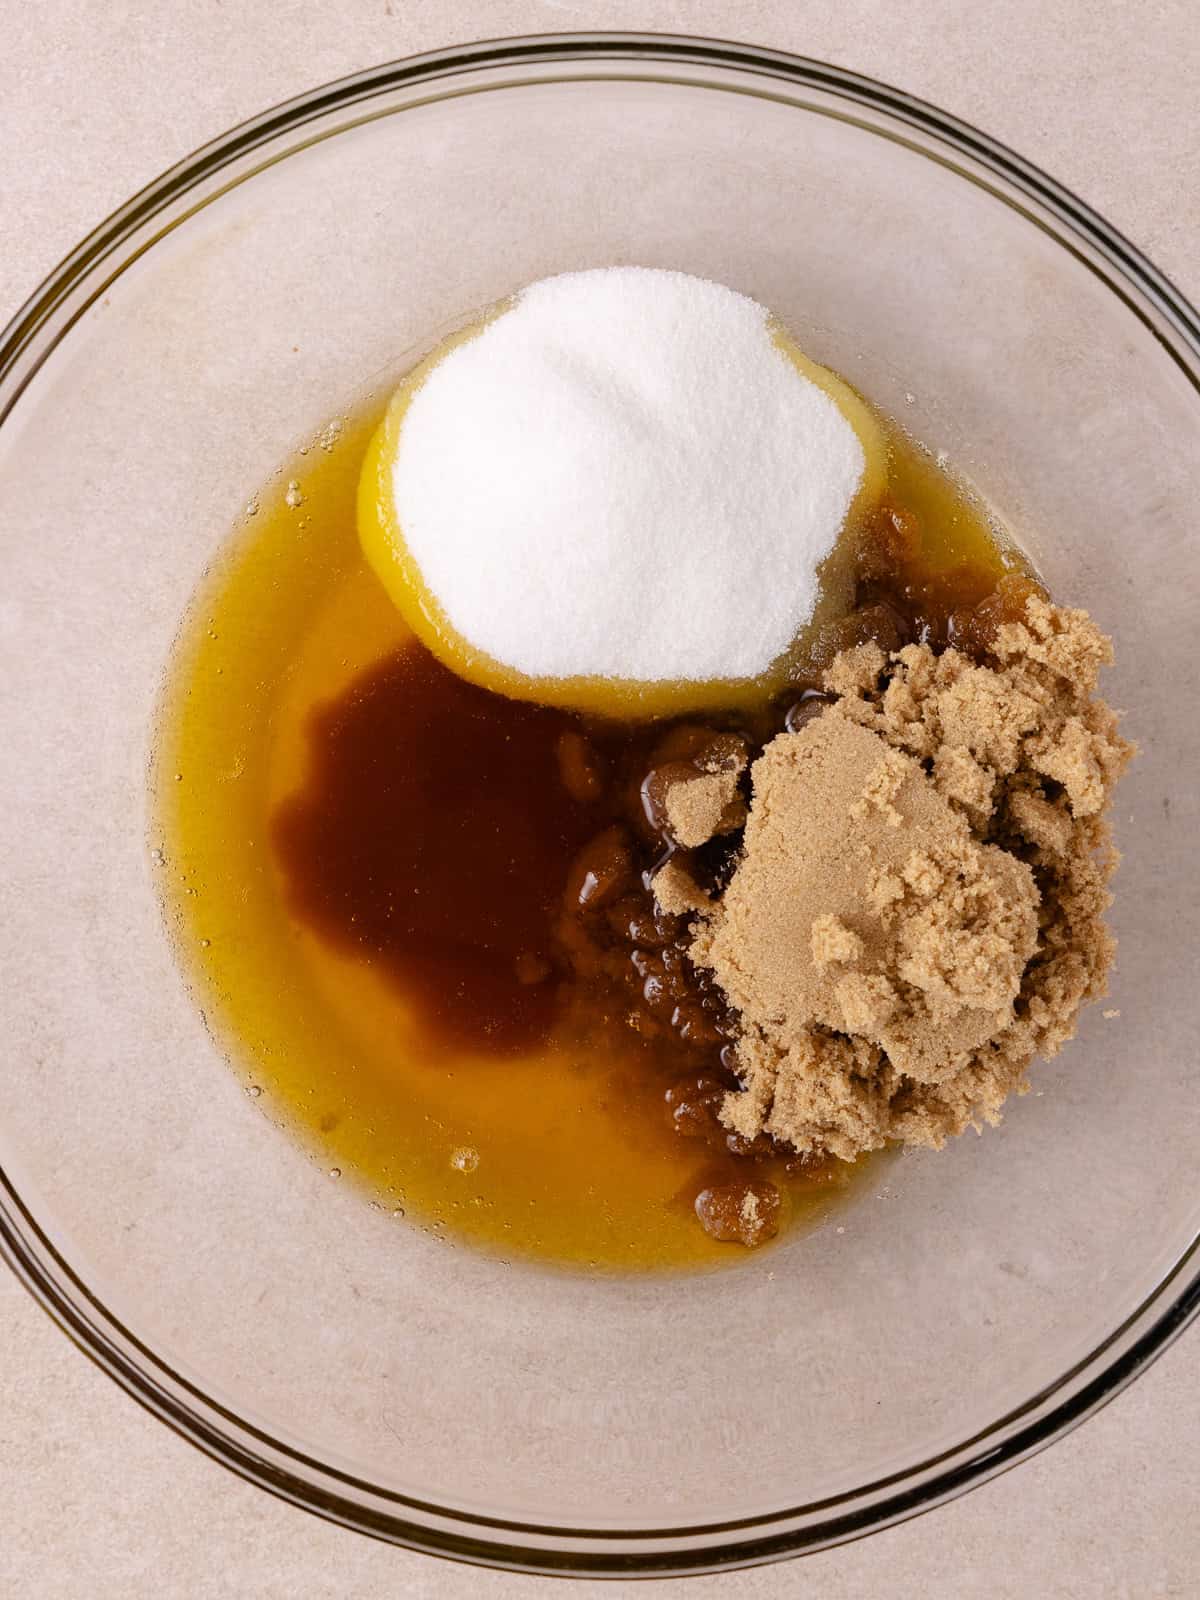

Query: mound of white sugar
391;268;867;683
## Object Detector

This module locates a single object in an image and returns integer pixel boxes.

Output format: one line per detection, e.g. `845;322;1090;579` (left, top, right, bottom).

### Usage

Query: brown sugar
676;598;1134;1161
651;855;711;917
664;767;747;848
691;716;1041;1085
649;737;749;848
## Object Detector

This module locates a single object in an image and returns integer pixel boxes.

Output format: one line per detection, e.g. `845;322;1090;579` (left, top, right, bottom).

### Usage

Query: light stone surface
1;3;1197;1596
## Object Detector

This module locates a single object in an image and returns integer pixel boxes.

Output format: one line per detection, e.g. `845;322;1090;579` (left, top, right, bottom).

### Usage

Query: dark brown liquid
272;648;597;1054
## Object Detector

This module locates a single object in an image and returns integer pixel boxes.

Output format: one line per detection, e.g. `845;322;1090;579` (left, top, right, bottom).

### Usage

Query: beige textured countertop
2;3;1197;1596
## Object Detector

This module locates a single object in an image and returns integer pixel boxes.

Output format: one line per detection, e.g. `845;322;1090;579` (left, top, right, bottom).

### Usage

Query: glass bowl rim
1;30;1197;1578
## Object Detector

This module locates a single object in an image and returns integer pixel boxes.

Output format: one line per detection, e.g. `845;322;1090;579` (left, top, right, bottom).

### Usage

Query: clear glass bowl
1;34;1197;1578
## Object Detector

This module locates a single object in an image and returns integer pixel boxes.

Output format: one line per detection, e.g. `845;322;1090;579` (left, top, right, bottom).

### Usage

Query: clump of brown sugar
651;854;711;917
672;597;1133;1161
645;734;748;848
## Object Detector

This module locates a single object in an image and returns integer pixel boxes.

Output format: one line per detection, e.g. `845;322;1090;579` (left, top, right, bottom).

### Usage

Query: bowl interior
0;46;1197;1565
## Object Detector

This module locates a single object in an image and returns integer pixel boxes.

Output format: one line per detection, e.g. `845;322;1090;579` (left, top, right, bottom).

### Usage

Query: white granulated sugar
392;268;865;683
